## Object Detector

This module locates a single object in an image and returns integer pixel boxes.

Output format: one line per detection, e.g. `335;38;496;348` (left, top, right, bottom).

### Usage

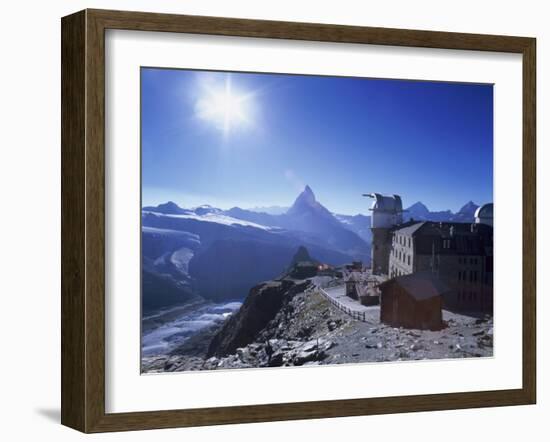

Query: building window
407;255;411;266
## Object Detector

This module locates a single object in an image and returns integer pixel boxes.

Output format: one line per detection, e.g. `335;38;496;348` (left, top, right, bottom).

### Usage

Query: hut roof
380;272;450;301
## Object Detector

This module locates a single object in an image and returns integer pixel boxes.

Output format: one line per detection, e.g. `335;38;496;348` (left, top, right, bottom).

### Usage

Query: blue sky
141;68;493;215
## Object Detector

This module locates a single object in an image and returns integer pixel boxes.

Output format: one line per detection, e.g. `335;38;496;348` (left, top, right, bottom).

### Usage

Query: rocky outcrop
207;279;311;357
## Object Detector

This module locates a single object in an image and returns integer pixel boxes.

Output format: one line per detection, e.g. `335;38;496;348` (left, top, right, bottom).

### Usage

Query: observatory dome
369;193;403;213
474;203;493;226
475;203;493;219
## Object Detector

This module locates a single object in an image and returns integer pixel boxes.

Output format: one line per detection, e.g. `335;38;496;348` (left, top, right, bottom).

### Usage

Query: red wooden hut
379;272;448;330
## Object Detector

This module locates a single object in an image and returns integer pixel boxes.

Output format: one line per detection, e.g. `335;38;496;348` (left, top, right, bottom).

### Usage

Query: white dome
366;193;404;228
474;203;493;219
368;193;403;213
475;203;493;227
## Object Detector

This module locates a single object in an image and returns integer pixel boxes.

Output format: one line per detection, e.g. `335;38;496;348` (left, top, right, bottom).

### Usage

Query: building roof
393;221;492;237
379;272;450;301
392;221;426;236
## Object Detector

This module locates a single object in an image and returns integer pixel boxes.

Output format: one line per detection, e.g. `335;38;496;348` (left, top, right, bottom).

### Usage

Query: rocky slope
207;279;310;357
142;277;493;373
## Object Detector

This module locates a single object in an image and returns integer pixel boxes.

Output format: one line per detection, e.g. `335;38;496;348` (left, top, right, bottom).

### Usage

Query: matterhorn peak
301;185;315;200
287;185;333;219
291;185;317;207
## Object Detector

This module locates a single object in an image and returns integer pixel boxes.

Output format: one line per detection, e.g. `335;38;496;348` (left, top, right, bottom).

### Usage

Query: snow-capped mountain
142;200;191;215
282;186;369;257
223;186;370;259
286;185;325;216
141;187;370;307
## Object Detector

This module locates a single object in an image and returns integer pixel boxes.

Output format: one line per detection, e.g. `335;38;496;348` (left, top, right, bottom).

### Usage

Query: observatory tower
365;193;404;275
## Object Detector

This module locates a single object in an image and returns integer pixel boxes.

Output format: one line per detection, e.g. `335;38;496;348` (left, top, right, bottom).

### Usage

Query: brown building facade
388;221;493;313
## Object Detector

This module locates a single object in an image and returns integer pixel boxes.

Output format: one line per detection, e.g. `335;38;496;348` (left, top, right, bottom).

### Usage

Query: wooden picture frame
61;9;536;433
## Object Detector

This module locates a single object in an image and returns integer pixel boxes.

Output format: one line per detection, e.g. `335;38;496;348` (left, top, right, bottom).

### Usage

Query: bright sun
195;76;254;137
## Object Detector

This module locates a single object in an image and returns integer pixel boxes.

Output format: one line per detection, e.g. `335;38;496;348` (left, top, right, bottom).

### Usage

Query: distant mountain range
404;200;479;223
142;187;482;310
142;186;369;309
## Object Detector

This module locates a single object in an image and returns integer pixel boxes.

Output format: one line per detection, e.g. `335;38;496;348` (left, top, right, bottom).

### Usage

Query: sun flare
195;76;254;136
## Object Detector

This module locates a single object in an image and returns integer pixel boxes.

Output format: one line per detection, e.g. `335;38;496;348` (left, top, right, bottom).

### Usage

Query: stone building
365;194;493;314
387;204;494;313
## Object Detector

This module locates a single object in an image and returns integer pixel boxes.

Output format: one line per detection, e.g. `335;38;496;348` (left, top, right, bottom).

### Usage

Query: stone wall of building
371;228;392;275
388;232;415;277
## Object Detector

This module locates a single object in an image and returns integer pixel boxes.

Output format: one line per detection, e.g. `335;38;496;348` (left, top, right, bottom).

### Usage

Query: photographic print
140;68;494;374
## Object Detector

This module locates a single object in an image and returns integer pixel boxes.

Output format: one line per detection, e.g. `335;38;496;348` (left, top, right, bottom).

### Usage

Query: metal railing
316;287;368;322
